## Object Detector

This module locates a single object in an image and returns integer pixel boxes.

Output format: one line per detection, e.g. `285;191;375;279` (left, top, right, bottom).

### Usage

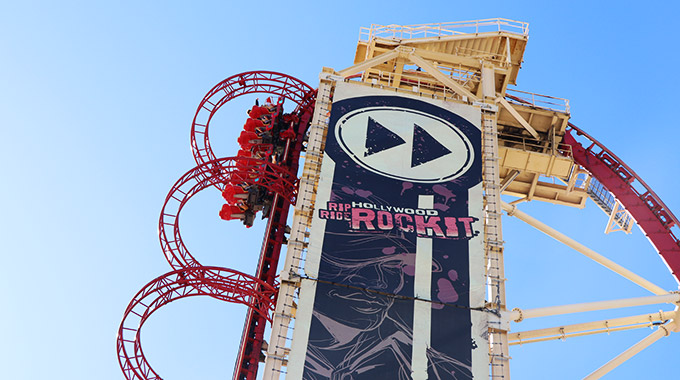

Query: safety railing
587;177;634;232
359;18;529;42
498;132;573;157
506;88;570;114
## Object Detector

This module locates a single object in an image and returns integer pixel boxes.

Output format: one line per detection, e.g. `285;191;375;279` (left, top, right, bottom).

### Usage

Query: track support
583;320;677;379
507;293;680;322
509;309;676;345
501;201;668;295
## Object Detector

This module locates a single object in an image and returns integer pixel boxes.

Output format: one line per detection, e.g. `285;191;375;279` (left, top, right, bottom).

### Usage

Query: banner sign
289;82;486;379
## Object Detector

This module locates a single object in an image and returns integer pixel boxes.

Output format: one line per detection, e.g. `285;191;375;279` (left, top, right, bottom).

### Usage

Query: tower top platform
352;19;529;99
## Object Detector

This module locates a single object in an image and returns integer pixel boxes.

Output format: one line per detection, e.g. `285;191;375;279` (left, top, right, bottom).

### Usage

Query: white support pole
501;201;668;295
509;310;676;344
507;293;680;322
510;324;649;345
584;321;676;379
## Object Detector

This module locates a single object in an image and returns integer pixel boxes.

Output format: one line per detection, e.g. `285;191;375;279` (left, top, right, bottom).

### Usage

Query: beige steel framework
263;19;679;379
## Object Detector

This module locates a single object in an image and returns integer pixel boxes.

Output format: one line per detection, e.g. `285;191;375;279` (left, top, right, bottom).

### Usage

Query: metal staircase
587;177;634;234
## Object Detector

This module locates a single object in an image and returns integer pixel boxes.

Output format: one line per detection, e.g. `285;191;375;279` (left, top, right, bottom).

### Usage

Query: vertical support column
481;63;510;379
262;69;335;380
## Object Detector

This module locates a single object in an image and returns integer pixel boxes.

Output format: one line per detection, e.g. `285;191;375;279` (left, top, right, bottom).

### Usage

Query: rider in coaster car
244;117;266;134
238;130;261;149
247;105;270;120
218;203;246;221
221;183;248;203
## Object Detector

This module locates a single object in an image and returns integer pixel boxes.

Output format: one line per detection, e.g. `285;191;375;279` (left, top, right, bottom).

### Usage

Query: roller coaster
117;19;679;379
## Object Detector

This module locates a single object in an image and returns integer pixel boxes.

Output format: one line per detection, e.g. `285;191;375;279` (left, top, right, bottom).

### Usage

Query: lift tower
118;19;680;380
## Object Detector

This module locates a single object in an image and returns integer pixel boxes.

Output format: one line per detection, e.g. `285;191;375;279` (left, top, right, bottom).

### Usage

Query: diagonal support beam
496;97;539;139
337;49;400;78
500;169;520;192
501;201;668;295
584;321;676;379
407;52;479;101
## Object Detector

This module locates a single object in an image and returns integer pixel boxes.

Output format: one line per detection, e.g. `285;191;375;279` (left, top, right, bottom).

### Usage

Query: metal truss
191;71;316;168
116;266;277;380
159;156;298;271
501;202;679;378
118;71;315;380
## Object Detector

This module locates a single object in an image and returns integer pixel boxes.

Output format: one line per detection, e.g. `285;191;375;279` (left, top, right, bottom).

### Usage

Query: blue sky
1;1;679;379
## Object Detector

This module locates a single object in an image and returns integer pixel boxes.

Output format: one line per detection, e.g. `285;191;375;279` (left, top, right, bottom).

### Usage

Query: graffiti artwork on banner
294;83;485;380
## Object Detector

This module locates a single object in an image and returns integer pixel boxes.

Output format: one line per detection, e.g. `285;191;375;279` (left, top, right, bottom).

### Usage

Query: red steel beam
563;126;680;281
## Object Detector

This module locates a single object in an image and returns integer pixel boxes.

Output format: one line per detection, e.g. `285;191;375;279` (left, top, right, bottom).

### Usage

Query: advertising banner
289;82;486;379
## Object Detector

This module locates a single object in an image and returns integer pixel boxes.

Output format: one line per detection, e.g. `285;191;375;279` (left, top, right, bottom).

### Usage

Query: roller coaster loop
191;71;316;169
159;156;298;275
116;266;277;380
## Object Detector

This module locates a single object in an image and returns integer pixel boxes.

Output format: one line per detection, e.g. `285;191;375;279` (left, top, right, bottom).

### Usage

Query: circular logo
335;106;474;183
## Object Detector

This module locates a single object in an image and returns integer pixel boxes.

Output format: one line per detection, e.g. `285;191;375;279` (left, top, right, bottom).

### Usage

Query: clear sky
1;1;679;379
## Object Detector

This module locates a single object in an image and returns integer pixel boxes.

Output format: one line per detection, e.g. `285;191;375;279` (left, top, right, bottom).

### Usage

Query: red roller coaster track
563;124;680;281
191;71;315;168
159;156;299;272
117;71;315;380
505;94;679;281
117;266;277;380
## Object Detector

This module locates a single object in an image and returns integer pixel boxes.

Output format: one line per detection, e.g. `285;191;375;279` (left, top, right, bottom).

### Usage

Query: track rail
117;266;277;380
159;156;298;273
563;125;680;281
191;71;315;168
232;99;314;380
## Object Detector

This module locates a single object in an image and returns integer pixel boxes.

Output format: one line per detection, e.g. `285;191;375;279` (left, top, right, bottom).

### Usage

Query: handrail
498;132;573;156
506;88;570;114
359;18;529;42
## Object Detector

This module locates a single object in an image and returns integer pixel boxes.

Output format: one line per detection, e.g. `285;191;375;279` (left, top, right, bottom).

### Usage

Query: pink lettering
351;208;375;230
458;217;475;237
376;211;394;230
444;217;458;237
415;215;445;237
394;213;414;233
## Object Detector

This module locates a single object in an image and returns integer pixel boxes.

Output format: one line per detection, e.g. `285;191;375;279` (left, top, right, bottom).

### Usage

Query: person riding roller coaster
244;117;266;134
222;98;300;227
238;130;261;149
220;179;259;227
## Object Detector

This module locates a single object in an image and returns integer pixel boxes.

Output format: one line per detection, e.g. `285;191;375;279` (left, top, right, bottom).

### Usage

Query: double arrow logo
364;117;452;168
